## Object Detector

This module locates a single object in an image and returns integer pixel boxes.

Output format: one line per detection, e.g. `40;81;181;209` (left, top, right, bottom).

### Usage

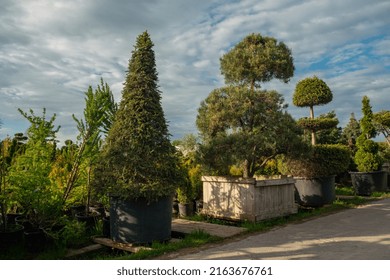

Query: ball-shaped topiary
292;76;334;145
293;76;333;108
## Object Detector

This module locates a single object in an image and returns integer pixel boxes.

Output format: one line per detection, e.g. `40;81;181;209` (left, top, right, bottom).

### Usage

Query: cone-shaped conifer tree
93;31;178;202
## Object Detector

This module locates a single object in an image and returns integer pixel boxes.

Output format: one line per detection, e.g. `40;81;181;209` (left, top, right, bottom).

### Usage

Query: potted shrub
289;76;349;207
8;109;63;252
67;80;116;232
176;166;196;217
92;31;179;244
350;96;385;195
280;144;350;207
0;137;25;250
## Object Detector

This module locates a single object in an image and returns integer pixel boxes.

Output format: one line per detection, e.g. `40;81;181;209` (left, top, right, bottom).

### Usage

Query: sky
1;0;389;145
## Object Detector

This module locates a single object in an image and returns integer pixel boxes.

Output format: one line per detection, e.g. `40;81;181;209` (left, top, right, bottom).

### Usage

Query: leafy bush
279;144;351;177
297;117;339;132
354;139;382;172
354;96;382;172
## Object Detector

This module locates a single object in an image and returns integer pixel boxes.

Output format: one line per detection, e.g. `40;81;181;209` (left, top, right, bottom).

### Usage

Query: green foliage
197;86;302;178
57;219;87;248
8;109;62;228
0;134;28;230
378;142;390;163
293;76;333;108
175;134;202;203
292;76;334;146
220;33;294;88
340;113;361;153
354;96;382;172
93;31;179;202
354;143;381;172
373;110;390;145
297;117;339;132
63;79;117;206
315;111;342;145
280;144;351;177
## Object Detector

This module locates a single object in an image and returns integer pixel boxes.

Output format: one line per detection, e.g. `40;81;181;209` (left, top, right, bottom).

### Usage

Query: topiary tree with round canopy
293;76;336;145
220;33;294;90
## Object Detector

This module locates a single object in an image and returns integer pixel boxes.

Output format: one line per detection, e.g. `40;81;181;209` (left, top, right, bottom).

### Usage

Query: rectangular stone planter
202;176;298;222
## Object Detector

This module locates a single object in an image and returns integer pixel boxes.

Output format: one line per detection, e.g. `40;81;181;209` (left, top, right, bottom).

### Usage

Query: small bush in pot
351;96;385;195
280;144;350;207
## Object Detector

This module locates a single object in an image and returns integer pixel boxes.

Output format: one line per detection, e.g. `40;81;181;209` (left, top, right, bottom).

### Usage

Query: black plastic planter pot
102;216;110;238
24;228;46;253
75;213;98;232
109;196;173;244
350;171;388;196
0;224;24;250
294;175;336;207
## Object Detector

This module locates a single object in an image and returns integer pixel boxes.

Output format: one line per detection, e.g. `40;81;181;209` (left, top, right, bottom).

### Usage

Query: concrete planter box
202;176;298;222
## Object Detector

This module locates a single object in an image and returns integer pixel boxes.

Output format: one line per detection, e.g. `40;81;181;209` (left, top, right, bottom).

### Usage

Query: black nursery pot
294;175;336;207
102;216;110;238
0;224;24;250
24;228;47;253
75;212;98;232
109;195;173;244
350;171;388;196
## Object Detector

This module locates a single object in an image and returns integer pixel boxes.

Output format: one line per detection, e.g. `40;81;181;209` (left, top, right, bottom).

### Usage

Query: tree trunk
309;105;316;146
242;159;250;178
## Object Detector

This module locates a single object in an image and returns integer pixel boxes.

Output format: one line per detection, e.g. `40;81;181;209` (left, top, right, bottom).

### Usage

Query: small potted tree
289;76;349;207
280;144;350;207
0;137;25;250
93;31;179;244
350;96;385;195
8;108;63;252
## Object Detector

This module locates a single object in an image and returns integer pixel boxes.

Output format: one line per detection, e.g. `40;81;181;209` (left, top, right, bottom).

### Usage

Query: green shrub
280;144;351;177
354;96;382;172
354;139;382;172
297;117;339;132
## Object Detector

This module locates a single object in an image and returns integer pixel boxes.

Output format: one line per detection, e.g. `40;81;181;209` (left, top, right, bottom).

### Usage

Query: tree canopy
197;86;301;178
374;110;390;146
293;76;334;145
220;33;294;89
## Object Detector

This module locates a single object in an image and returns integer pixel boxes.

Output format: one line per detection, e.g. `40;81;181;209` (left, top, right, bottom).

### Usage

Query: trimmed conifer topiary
93;31;179;202
354;96;382;172
293;76;333;145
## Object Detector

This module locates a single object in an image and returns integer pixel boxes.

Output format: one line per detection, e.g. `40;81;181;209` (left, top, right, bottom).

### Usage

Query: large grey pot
294;175;335;207
350;171;388;196
109;195;173;244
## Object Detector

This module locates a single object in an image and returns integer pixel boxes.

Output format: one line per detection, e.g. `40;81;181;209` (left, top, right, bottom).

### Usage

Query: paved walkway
174;198;390;260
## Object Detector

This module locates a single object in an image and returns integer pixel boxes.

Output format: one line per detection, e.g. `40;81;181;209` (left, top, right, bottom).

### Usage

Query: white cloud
0;0;389;144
